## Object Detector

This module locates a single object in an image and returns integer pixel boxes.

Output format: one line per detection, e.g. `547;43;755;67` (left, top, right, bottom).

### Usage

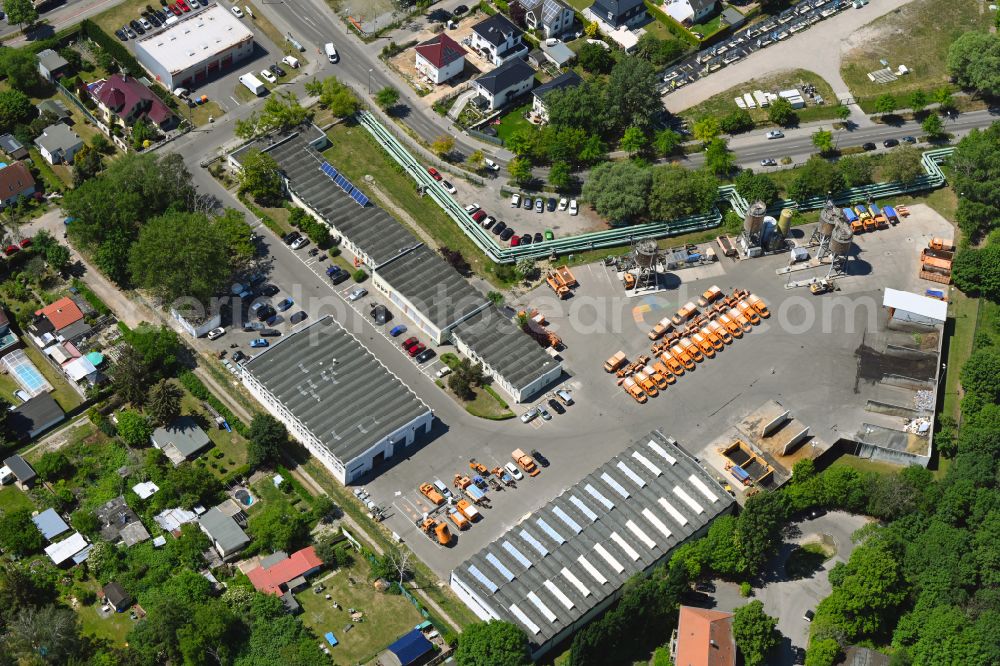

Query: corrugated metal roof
451;430;733;649
242;317;430;466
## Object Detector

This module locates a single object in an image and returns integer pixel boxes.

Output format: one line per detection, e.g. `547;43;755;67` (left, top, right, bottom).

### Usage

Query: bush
352;269;368;282
740;581;753;597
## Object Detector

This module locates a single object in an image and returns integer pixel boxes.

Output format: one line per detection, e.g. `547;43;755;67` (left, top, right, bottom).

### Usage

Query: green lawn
76;599;135;646
942;288;977;421
464;385;515;420
840;0;987;103
495;103;534;143
0;369;22;404
831;455;905;476
322;123;510;286
0;485;36;514
179;389;248;479
785;539;834;579
677;69;839;126
22;344;83;411
296;557;425;665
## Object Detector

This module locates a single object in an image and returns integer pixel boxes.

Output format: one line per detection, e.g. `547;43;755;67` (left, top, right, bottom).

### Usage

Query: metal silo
744;201;766;236
829;221;853;257
777;209;793;237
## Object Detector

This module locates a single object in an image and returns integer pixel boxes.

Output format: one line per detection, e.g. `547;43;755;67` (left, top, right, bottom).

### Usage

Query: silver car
347;287;367;301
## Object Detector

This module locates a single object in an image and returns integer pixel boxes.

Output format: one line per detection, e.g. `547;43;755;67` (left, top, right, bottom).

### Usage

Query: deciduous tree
879;145;924;183
0;48;38;91
947;32;1000;97
3;0;38;28
705;137;735;176
654;128;683;156
431;134;454;158
234;92;309;139
720;109;754;134
692;116;720;144
619;125;647;155
921;112;944;139
0;508;43;556
375;86;400;109
734;169;779;206
874;93;897;115
0;89;34;133
237;149;283;204
788;155;845;201
548;160;572;191
581;160;651;223
732;600;781;666
116;409;153;448
811;128;834;154
247;413;288;468
508;156;532;186
648;165;717;220
577;42;613;74
767;97;797;126
604;56;660;133
455;621;530;666
305;76;359;117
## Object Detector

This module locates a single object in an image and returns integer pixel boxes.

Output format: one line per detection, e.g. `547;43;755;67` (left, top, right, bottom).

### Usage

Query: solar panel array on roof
450;430;734;655
350;189;370;207
334;172;352;193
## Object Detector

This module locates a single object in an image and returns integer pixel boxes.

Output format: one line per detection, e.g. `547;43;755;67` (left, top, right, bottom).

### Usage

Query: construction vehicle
679;337;705;362
658;352;685;377
648;316;675;340
454;475;489;503
456;498;482;521
670;344;697;371
809;278;833;295
512;449;540;476
717;235;737;257
718;312;744;338
448;509;470;530
622;272;636;289
672;302;699;325
870;204;889;229
633;370;659;396
419;483;445;506
746;294;770;318
417;517;453;546
883;205;899;224
691;332;717;358
920;255;952;284
737;300;761;326
545;265;577;298
728;308;753;333
697;286;723;306
929;238;954;252
700;325;726;351
642;365;670;391
604;351;627;373
617;354;650;378
854;205;871;221
622;377;647;403
492;466;515;487
469;459;489;477
707;320;733;345
863;211;877;233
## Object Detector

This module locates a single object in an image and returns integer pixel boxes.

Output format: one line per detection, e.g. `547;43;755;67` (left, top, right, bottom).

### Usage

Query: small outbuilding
32;508;70;541
151;416;212;465
883;288;948;328
2;454;37;489
36;49;71;82
385;629;434;666
102;582;132;612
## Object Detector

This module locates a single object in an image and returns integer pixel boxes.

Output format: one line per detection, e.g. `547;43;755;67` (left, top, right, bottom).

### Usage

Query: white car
139;17;152;30
510;193;521;207
281;55;300;68
435;366;452;378
766;130;784;139
324;42;339;63
290;236;309;250
484;159;500;171
441;180;457;194
557;197;568;211
569;199;578;215
231;5;244;17
464;203;480;214
504;462;524;480
260;69;277;84
207;327;226;340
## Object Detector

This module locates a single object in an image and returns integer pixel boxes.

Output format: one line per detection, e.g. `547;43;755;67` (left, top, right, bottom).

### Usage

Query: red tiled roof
415;33;467;69
35;297;83;332
91;74;175;127
0;162;35;199
247;546;323;595
674;606;736;666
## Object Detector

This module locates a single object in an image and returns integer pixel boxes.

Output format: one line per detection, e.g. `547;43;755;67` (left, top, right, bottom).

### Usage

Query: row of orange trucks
840;203;909;234
414;451;542;545
604;286;770;403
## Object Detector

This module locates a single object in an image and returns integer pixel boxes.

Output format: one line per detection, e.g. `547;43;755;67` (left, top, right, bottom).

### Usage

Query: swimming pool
1;350;53;397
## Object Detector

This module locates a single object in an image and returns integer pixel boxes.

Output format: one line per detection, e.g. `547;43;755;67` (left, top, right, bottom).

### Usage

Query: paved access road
4;0;124;43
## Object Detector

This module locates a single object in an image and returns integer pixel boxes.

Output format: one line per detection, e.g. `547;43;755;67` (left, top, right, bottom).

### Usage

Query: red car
471;210;487;222
401;336;418;350
4;245;19;256
177;0;191;11
427;167;442;181
510;234;520;247
169;3;181;15
18;237;32;249
408;342;426;357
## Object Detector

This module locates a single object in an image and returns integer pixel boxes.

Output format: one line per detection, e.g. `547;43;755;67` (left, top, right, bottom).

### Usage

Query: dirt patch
385;17;487;104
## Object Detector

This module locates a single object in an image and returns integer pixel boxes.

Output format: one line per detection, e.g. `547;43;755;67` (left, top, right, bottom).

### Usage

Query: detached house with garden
89;74;178;134
470;14;529;66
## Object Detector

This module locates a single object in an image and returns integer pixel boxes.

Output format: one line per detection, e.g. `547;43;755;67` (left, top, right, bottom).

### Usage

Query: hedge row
178;370;249;437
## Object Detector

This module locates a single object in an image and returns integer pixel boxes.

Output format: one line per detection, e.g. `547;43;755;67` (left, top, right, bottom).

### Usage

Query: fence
359;110;956;263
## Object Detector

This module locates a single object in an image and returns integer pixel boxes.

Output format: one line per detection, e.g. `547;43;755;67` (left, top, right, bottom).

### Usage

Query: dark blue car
389;324;407;337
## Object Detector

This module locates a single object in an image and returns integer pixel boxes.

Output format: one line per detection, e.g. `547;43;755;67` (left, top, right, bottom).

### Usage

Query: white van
239;72;266;96
324;42;339;63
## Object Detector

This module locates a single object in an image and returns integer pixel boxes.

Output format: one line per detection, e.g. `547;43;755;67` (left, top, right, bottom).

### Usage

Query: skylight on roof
626;519;656;550
585;484;614;510
600;472;630;499
544;580;574;610
527;591;557;623
520;529;549;557
509;603;541;635
577;555;608;584
570;495;598;522
632;451;662;477
688;474;720;503
561;567;591;597
642;507;672;539
616;461;647;488
536;518;565;545
486;552;514;582
502;540;532;569
648;440;677;464
552;505;583;534
593;543;625;573
610;532;641;562
673;486;705;514
659;497;689;525
468;564;498;593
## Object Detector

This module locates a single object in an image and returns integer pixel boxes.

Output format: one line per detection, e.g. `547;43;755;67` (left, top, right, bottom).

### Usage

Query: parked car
523;197;532;210
902;135;917;143
760;158;777;166
18;237;31;249
282;55;300;68
408;342;426;357
482;216;496;229
270;63;286;77
347;287;367;301
231;4;243;16
389;324;408;337
207;327;226;340
484;159;500;171
766;130;784;139
804;610;815;622
442;180;456;194
500;228;515;241
259;329;281;337
544;229;554;241
168;4;181;15
177;0;190;11
520;233;532;245
139;17;152;30
123;24;136;37
255;305;276;322
504;461;523;479
862;142;877;151
427;167;442;181
555;389;573;405
569;199;578;215
291;236;309;250
453;3;468;14
259;284;280;298
243;321;265;332
282;231;301;245
260;69;277;84
115;28;128;40
289;311;307;324
491;221;506;235
415;348;435;363
510;235;520;247
883;138;899;148
510;193;521;207
276;297;294;312
371;305;391;325
547;197;557;212
533;232;543;244
532;450;550;467
557;197;568;211
547;398;565;414
250;338;268;348
537;405;551;421
464;203;480;214
472;209;487;222
535;198;544;213
232;351;247;362
435;366;451;378
401;336;418;350
129;19;145;34
519;407;539;424
329;269;349;285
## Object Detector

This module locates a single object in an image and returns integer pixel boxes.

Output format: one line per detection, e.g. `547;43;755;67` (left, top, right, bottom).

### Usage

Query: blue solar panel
334;173;352;193
350;189;370;207
323;164;339;180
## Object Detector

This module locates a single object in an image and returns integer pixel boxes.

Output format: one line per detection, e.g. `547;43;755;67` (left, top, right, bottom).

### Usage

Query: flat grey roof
451;430;733;649
32;508;70;541
3;454;35;482
267;133;422;267
152;417;211;459
199;506;250;553
451;306;560;393
242;316;431;465
375;245;488;332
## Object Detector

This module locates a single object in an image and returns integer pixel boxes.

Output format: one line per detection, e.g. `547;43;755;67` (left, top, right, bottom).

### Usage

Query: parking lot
361;204;951;578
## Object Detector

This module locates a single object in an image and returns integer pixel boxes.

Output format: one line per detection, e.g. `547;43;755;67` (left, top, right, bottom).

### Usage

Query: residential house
669;606;736;666
517;0;575;39
36;99;71;123
31;508;70;542
470;14;529;65
473;58;536;110
96;496;150;547
0;305;17;355
586;0;647;28
0;162;36;209
248;546;323;612
34;124;83;165
36;49;71;82
414;33;467;84
29;296;90;349
663;0;717;26
2;454;37;489
0;134;28;160
102;582;132;612
44;532;91;567
199;504;250;560
539;40;575;67
89;74;177;132
532;71;582;122
8;393;65;441
150;416;212;465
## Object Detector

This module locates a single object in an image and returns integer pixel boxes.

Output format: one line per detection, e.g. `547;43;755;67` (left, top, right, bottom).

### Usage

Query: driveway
663;0;918;125
694;511;873;666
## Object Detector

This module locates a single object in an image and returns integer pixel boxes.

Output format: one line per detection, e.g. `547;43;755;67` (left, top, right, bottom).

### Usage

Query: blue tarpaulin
324;632;338;647
387;629;433;666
